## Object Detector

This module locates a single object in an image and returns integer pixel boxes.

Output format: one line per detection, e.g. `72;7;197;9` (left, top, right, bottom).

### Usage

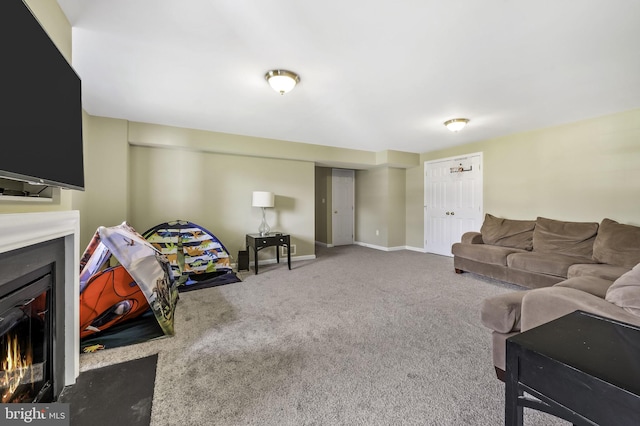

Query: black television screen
0;0;84;191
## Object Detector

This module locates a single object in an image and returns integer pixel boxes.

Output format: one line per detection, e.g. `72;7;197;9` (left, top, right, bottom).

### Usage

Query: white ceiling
57;0;640;154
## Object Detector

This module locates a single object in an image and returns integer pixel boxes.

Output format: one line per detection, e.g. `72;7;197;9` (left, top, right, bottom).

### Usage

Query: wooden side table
505;310;640;425
245;233;291;275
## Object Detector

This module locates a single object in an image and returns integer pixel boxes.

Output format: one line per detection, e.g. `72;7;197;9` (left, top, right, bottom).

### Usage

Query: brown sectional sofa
452;215;634;289
460;215;640;379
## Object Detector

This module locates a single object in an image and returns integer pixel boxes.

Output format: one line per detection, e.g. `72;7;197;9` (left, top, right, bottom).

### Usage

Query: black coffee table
505;310;640;425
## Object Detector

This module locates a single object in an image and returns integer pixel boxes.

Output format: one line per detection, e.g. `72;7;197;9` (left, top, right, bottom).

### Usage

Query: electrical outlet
376;229;379;236
281;244;296;256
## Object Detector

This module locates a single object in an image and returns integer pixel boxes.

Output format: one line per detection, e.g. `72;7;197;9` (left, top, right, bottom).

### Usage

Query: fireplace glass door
0;273;52;403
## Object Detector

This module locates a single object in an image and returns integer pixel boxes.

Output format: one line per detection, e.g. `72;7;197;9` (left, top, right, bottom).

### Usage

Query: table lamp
252;191;275;236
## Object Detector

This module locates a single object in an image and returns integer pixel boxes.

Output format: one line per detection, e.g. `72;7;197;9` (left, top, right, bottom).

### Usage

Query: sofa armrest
491;330;520;373
461;231;483;245
480;291;526;333
521;287;640;331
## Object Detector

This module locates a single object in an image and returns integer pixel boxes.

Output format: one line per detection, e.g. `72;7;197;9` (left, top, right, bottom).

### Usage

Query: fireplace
0;275;51;402
0;238;65;402
0;211;80;401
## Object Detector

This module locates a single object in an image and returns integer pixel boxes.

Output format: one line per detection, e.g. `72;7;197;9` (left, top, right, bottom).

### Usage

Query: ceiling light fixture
444;118;470;132
265;69;300;95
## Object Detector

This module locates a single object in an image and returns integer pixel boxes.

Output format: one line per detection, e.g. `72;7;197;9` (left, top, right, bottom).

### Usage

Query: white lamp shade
252;191;274;208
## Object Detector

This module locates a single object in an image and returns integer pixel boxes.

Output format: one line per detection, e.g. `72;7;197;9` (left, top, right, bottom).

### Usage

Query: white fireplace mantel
0;210;80;386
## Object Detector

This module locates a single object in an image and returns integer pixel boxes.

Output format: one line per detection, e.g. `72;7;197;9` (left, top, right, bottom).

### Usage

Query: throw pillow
532;217;598;258
480;214;535;251
592;218;640;268
606;263;640;317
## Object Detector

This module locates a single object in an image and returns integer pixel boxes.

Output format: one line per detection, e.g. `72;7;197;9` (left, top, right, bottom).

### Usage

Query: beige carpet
78;245;568;425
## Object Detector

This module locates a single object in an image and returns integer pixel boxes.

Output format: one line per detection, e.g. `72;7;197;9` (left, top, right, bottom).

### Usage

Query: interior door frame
424;152;483;254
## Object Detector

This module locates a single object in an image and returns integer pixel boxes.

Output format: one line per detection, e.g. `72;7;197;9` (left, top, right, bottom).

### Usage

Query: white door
332;169;354;246
424;153;483;256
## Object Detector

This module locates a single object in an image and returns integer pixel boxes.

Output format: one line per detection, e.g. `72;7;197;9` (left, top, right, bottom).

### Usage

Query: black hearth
0;238;66;402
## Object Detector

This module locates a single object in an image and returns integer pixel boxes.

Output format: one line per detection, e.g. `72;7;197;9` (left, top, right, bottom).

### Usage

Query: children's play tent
79;222;179;343
142;220;240;291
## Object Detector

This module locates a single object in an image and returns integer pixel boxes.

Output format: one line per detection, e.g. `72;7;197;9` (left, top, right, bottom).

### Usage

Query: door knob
446;212;450;215
451;212;455;215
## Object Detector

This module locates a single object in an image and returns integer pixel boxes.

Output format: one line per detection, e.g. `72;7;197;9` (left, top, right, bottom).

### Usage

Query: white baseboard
252;255;316;266
353;242;428;253
315;241;334;248
242;242;430;257
320;242;423;252
354;241;406;252
405;246;427;253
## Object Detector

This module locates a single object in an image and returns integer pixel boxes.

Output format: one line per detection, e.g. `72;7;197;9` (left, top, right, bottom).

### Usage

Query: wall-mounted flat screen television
0;0;84;191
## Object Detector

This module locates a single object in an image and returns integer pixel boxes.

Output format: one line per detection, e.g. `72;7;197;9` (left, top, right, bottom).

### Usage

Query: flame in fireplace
1;332;34;403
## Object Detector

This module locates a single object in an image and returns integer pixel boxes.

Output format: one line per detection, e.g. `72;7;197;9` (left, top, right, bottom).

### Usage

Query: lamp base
258;207;270;236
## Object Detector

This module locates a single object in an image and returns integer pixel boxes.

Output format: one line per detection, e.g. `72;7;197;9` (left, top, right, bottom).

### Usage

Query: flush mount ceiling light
444;118;470;132
265;69;300;95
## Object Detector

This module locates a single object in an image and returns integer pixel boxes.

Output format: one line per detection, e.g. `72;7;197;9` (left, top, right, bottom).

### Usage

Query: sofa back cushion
606;263;640;317
532;217;598;258
480;214;535;250
592;218;640;268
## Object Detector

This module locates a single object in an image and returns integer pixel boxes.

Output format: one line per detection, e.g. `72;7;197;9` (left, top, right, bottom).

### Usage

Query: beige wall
404;165;425;249
75;115;382;258
355;167;406;248
388;168;406;248
314;167;332;245
405;108;640;249
25;0;72;61
128;145;316;261
72;115;129;248
127;122;420;255
128;122;418;169
356;168;388;246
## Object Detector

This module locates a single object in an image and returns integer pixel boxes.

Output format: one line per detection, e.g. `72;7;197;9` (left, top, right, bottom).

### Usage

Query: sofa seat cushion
533;217;599;258
480;214;535;250
553;276;613;299
452;242;527;266
568;263;630;281
507;252;596;278
606;263;640;317
593;218;640;268
480;291;526;333
521;286;640;332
